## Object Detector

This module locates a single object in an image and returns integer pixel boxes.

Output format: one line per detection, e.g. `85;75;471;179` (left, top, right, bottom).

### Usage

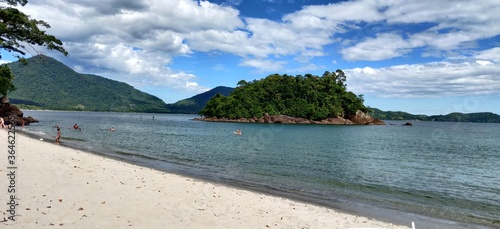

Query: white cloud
19;0;238;94
9;0;499;101
476;60;493;66
287;63;324;74
346;48;500;98
336;0;500;61
341;33;412;61
239;58;286;72
287;0;385;23
475;47;500;63
278;0;500;62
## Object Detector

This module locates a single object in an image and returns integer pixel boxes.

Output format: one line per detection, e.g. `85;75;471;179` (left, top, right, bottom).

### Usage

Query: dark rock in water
403;122;413;126
2;104;23;117
371;119;386;125
349;110;385;125
25;116;38;123
349;110;372;124
0;99;38;126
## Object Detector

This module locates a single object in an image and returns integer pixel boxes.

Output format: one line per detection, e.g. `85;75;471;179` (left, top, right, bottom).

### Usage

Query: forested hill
200;71;368;120
7;55;169;112
166;86;234;114
428;112;500;123
369;108;429;121
370;108;500;123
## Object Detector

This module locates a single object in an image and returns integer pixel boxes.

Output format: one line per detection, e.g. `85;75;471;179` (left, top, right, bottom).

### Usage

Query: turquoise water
21;111;500;228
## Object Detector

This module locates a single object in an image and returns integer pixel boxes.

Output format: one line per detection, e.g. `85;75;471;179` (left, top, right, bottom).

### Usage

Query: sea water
20;111;500;228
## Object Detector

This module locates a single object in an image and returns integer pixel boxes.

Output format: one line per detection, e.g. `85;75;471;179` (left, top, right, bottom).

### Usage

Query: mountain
427;112;500;123
7;55;169;113
369;108;429;121
166;86;234;114
370;108;500;123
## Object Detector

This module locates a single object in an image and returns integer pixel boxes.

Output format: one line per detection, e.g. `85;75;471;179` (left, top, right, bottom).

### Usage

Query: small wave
115;151;161;161
61;137;86;141
22;129;48;136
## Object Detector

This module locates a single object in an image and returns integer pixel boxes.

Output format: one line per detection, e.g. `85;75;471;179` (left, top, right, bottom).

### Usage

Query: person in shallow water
55;128;61;144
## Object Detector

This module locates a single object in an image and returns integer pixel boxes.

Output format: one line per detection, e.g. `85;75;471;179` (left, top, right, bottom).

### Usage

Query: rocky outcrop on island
1;96;38;126
194;110;385;125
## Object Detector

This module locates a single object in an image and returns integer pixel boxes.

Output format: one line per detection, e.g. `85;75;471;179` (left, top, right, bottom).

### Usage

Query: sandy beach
1;129;410;228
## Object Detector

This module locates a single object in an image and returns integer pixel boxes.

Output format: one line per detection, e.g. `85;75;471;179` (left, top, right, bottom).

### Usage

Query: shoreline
6;124;497;229
0;129;414;228
193;111;386;125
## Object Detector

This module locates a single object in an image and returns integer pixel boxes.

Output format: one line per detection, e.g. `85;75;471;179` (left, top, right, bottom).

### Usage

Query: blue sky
2;0;500;115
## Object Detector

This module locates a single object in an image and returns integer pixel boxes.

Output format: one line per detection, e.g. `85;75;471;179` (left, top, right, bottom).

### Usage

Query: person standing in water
55;128;61;144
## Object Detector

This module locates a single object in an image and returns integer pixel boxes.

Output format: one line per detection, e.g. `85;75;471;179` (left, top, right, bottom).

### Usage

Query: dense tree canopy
200;70;368;120
0;0;67;96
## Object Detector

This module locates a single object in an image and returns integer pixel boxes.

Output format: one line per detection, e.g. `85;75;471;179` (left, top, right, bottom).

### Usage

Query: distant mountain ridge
7;55;169;113
370;108;500;123
166;86;234;114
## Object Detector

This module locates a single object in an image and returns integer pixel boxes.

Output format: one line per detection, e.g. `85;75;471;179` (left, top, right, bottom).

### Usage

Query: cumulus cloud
282;0;500;61
239;58;286;72
346;47;500;98
23;0;337;69
10;0;500;101
475;47;500;63
20;0;242;93
341;33;412;61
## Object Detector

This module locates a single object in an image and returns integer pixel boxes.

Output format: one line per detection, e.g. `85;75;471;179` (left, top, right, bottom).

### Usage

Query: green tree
0;0;67;96
200;71;368;120
0;64;15;95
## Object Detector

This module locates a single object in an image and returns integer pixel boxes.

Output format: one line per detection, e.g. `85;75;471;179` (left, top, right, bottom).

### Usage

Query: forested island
198;71;384;125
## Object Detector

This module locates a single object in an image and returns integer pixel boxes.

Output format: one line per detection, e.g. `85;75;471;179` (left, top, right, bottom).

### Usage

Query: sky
2;0;500;115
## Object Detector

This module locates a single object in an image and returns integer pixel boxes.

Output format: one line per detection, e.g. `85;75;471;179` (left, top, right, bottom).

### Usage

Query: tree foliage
0;64;15;95
0;0;67;96
200;70;368;120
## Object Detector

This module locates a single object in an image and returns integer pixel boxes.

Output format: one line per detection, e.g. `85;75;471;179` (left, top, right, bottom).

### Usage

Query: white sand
0;130;410;228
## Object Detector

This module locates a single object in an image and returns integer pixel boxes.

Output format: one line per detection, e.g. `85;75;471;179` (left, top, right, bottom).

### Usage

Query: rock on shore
1;97;38;126
194;110;385;125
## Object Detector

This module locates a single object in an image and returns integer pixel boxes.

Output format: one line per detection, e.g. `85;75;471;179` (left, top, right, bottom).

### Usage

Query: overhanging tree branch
0;0;67;96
